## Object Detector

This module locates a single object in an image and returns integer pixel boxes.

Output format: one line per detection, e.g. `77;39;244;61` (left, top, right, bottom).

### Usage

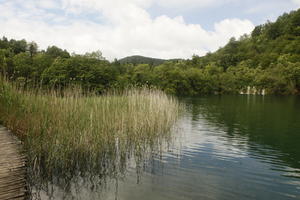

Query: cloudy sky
0;0;299;60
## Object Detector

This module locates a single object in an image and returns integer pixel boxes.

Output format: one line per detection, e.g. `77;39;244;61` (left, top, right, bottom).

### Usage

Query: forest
1;9;300;95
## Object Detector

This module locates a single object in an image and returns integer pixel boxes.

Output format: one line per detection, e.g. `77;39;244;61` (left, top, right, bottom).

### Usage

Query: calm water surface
38;95;300;200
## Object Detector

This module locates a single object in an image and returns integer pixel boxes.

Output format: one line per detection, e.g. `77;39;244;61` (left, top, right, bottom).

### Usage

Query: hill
190;9;300;70
118;55;167;66
180;9;300;94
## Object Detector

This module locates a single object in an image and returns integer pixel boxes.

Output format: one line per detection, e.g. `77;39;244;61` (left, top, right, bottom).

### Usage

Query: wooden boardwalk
0;125;26;200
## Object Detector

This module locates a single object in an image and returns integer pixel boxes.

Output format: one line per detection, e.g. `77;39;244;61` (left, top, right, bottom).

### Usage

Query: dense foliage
1;9;300;95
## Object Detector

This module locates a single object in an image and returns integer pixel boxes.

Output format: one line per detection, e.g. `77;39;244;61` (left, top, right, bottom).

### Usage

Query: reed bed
0;79;182;185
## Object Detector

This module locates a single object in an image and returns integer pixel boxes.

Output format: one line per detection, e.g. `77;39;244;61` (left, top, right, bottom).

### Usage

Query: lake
34;95;300;200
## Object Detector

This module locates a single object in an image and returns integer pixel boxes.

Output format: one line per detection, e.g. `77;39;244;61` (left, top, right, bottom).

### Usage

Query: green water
34;95;300;200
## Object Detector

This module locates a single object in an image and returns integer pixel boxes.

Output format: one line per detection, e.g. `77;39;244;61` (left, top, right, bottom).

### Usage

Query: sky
0;0;299;60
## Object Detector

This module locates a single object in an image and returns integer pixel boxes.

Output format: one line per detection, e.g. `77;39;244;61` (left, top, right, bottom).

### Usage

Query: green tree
13;52;33;86
27;41;38;58
46;46;70;58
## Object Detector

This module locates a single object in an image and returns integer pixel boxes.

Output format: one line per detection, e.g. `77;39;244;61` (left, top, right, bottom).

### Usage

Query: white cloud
292;0;300;6
37;0;60;9
0;0;255;60
61;0;233;11
154;0;236;10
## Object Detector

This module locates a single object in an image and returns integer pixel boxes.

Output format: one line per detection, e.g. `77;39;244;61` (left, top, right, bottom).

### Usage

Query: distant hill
119;55;176;66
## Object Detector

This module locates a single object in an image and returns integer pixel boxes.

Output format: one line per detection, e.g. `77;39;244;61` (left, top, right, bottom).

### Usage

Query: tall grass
0;78;182;186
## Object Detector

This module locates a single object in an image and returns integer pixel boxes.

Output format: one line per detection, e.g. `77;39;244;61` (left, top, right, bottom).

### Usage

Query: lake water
36;95;300;200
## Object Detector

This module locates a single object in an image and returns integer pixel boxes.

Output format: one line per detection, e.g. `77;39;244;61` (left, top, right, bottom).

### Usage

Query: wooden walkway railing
0;125;26;200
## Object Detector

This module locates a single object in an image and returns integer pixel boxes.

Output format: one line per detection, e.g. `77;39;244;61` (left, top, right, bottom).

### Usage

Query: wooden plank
0;126;27;200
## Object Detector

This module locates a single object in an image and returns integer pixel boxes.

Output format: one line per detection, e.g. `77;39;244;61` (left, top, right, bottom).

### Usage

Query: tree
13;52;33;86
46;46;70;58
9;39;27;54
251;25;263;37
84;50;105;60
42;56;115;92
27;42;38;58
265;21;282;40
0;37;9;49
0;49;7;76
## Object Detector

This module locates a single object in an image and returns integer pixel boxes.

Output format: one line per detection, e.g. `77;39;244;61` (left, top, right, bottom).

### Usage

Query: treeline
1;9;300;95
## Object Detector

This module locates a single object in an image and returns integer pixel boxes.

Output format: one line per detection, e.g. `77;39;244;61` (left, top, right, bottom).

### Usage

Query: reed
0;78;182;182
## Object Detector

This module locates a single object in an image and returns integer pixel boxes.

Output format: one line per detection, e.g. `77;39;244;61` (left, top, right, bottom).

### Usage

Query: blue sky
0;0;299;60
147;0;298;30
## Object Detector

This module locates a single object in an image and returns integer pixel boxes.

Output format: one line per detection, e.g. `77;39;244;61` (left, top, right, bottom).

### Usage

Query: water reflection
32;95;300;199
28;130;173;199
186;95;300;169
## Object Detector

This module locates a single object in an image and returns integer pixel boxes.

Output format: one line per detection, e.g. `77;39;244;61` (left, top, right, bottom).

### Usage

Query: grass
0;78;182;183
